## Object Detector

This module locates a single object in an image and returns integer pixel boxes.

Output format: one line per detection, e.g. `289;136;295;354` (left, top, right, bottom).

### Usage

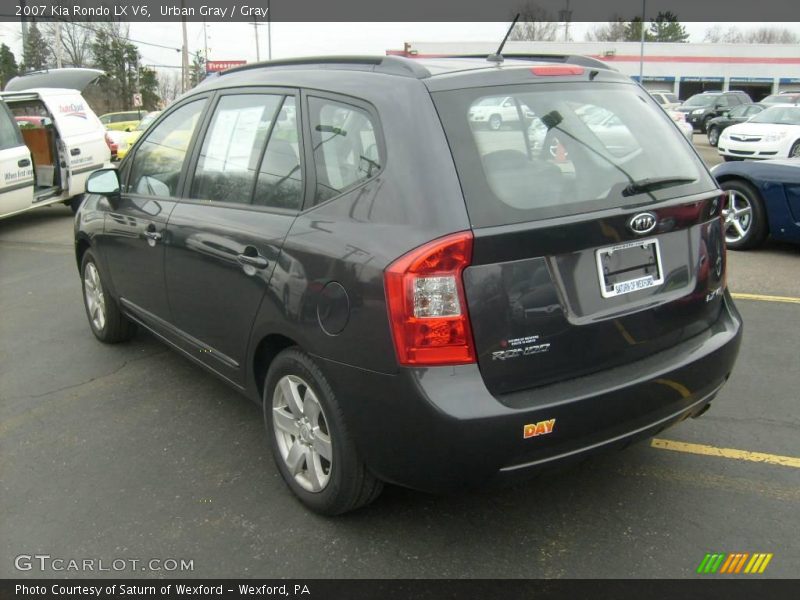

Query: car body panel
712;158;800;244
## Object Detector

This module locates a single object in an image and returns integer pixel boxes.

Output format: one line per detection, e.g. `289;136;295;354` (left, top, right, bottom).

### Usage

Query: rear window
433;82;714;227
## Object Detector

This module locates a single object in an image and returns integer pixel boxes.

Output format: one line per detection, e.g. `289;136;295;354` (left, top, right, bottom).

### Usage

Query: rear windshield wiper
622;177;696;197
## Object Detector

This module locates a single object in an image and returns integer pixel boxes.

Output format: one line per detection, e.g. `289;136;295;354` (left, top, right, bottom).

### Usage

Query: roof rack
453;53;613;71
220;55;431;79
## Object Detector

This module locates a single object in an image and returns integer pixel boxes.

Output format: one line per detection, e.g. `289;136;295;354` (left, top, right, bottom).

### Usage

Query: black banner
2;580;800;600
2;0;799;22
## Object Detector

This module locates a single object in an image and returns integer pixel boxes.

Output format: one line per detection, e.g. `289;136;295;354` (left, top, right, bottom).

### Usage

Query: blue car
711;158;800;250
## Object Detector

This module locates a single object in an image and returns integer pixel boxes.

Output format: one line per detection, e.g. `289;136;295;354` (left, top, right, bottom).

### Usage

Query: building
388;41;800;101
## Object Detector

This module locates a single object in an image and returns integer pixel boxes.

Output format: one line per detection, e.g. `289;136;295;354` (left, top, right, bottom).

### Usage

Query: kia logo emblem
628;212;657;234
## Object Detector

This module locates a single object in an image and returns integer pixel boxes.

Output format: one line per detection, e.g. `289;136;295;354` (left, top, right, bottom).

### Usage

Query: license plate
596;239;664;299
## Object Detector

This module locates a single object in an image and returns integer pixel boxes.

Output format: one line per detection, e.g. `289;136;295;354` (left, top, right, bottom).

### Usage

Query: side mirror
86;168;121;200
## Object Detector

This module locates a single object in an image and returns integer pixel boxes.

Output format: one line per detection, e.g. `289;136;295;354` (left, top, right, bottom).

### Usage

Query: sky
1;21;799;75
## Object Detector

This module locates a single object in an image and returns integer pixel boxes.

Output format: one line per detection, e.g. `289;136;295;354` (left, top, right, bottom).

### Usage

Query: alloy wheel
272;375;333;493
83;262;107;332
790;143;800;158
722;190;753;244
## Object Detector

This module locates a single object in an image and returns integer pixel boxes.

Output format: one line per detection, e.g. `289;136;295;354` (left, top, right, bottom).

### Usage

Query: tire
702;115;713;134
80;250;137;343
790;140;800;158
720;179;768;250
488;114;502;131
264;348;383;515
68;194;84;214
707;126;720;147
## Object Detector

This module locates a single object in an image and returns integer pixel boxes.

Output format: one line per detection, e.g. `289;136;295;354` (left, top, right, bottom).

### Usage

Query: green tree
188;52;206;88
22;22;52;71
0;43;19;89
91;28;140;111
648;12;689;43
138;66;161;110
623;18;650;42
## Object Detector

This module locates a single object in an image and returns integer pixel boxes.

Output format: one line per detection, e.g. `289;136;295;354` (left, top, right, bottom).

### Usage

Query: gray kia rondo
75;55;742;514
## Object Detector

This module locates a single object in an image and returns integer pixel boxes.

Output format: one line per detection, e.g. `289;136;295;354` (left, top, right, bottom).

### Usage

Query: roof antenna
487;13;520;64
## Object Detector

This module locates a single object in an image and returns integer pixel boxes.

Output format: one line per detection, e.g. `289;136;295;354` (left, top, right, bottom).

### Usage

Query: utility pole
249;22;265;62
181;0;189;92
19;0;29;59
54;21;63;68
267;0;272;60
203;20;209;61
639;0;646;82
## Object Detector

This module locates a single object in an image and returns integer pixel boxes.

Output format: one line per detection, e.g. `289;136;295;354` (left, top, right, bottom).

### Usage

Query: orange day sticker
523;419;556;439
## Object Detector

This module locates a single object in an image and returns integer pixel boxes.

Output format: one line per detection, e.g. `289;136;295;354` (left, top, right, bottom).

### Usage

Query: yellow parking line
651;439;800;469
731;292;800;305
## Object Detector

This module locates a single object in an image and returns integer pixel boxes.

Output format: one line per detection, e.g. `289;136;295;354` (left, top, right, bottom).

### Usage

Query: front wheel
264;348;383;515
790;140;800;158
702;116;713;133
81;250;137;342
720;180;768;250
488;114;502;131
707;127;720;147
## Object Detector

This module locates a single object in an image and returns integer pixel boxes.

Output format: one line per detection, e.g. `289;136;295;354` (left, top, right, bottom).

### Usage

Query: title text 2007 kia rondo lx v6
75;55;741;514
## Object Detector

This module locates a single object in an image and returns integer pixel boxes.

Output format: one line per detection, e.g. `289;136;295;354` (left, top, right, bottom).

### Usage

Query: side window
253;96;303;210
716;96;730;108
129;99;206;197
666;94;679;104
654;94;666;105
308;97;381;205
0;107;22;149
190;94;282;204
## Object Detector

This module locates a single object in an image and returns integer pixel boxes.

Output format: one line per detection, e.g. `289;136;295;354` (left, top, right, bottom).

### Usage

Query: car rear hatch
431;73;727;395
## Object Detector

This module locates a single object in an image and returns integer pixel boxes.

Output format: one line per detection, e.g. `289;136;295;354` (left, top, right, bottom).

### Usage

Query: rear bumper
317;291;742;493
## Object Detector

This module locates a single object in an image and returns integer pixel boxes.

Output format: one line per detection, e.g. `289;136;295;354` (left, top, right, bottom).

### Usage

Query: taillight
384;231;476;366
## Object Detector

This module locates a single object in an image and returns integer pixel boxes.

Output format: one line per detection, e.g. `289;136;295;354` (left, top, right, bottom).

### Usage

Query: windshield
683;95;717;107
433;82;713;227
749;106;800;125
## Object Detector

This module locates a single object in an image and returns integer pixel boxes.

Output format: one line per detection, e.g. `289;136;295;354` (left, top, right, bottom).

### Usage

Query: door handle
237;250;268;269
70;148;81;156
144;224;162;243
18;158;31;167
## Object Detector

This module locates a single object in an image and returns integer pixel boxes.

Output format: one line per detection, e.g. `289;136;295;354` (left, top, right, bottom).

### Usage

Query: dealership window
308;97;381;204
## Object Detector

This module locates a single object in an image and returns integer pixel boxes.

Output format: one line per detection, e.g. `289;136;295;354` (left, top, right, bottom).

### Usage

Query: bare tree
41;22;94;67
744;27;798;44
156;71;182;105
585;19;628;42
508;3;559;42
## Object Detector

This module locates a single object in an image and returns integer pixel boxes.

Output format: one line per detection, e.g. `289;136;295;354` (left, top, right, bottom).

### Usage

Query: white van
0;68;111;219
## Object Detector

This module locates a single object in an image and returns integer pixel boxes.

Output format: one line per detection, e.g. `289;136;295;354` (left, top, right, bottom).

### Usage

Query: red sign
206;60;247;73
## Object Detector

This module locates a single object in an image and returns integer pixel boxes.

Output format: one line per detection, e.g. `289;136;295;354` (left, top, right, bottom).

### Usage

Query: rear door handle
144;224;162;243
237;250;268;269
70;148;81;156
18;158;30;167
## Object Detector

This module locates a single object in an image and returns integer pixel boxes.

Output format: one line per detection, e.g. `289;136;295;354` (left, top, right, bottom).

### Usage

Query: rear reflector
531;65;585;76
384;231;476;366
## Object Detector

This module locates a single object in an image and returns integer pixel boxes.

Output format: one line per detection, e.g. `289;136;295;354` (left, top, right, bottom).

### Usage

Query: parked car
666;109;694;141
649;90;681;110
718;104;800;161
468;95;534;130
99;110;144;132
74;55;741;514
0;68;111;219
675;91;751;133
706;103;767;147
115;111;162;160
711;158;800;249
761;93;800;106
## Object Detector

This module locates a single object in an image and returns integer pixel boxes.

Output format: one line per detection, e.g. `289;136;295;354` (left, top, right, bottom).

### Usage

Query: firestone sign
206;61;248;73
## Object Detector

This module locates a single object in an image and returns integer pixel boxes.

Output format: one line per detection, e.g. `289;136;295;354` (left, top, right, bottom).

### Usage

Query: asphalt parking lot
1;136;798;579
